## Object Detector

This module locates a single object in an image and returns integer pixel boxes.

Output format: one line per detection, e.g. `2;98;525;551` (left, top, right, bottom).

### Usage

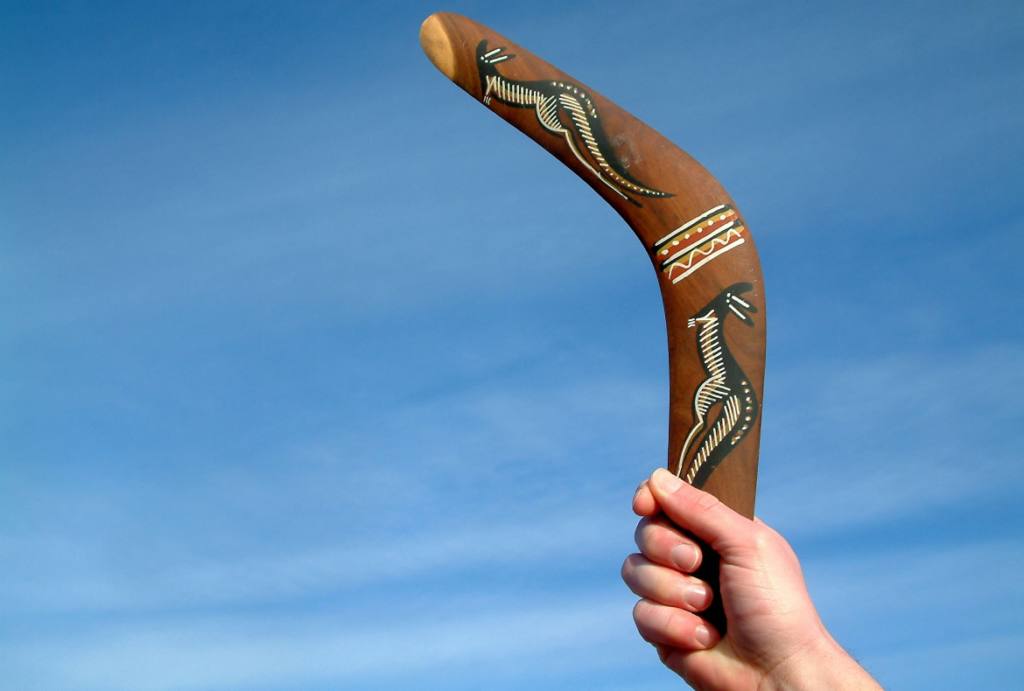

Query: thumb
647;468;753;553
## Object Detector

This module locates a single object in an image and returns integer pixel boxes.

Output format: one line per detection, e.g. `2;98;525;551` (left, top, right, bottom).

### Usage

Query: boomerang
421;12;767;633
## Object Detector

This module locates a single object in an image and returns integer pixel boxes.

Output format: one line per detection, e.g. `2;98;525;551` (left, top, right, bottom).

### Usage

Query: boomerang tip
420;13;457;81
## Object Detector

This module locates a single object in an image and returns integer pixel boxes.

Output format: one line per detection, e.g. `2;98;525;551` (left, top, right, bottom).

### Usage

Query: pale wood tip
420;13;457;81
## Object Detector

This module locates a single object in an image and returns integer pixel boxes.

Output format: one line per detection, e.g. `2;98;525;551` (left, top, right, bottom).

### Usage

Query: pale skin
623;468;884;691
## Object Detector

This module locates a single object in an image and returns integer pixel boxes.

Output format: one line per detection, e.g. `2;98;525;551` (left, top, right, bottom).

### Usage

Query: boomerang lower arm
421;12;767;632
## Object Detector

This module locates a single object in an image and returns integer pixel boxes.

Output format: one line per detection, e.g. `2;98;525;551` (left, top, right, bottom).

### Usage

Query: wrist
760;636;882;691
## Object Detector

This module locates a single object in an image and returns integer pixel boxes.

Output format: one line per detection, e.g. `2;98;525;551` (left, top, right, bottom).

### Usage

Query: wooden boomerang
421;12;766;633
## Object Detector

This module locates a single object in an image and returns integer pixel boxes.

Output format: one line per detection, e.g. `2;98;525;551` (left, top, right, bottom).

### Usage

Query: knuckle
634;517;654;547
691;491;721;515
749;524;781;554
622;554;653;591
632;598;654;625
648;515;677;533
638;521;672;553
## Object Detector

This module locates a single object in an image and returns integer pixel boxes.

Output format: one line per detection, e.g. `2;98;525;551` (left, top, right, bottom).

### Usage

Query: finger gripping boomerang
421;12;766;634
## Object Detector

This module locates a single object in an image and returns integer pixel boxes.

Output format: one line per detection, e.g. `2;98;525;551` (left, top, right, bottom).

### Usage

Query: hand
622;469;882;691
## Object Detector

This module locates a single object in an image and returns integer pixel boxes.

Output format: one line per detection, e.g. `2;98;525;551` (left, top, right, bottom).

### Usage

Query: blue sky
2;1;1022;689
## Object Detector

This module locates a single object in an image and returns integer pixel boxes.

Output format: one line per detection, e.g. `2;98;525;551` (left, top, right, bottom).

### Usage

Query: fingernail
684;584;710;610
671;544;699;572
652;468;683;492
694;624;715;648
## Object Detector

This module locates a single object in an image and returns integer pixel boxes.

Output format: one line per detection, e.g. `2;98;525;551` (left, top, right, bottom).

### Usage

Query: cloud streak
759;343;1024;534
4;594;640;691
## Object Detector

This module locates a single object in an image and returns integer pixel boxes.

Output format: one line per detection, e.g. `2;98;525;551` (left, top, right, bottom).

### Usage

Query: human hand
622;469;882;691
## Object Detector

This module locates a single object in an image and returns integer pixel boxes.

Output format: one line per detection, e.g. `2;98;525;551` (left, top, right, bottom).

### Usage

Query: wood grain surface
420;12;766;520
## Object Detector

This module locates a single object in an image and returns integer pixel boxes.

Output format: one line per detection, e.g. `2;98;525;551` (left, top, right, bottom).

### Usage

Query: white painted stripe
671;239;746;283
655;205;728;247
667;228;745;276
660;221;737;266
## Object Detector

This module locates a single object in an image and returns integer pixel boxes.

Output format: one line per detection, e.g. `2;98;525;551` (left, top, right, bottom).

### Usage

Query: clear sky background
2;1;1022;689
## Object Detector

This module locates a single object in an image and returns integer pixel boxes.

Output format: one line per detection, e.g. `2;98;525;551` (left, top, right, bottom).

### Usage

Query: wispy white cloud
748;537;1024;688
805;538;1024;688
0;508;624;615
3;54;644;339
6;338;1021;617
7;539;1021;691
2;593;642;691
1;371;661;615
807;539;1024;633
758;343;1024;534
864;632;1024;689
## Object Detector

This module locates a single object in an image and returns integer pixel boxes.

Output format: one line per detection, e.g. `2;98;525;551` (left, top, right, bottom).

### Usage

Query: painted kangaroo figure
475;40;673;207
678;282;759;488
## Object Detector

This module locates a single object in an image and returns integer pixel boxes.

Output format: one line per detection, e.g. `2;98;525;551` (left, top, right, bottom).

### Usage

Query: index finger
633;479;658;517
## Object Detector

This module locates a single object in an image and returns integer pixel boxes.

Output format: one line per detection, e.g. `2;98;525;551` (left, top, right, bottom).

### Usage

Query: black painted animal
475;40;673;207
677;282;759;488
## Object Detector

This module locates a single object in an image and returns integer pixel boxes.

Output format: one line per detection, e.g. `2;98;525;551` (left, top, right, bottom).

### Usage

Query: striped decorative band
652;204;746;284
